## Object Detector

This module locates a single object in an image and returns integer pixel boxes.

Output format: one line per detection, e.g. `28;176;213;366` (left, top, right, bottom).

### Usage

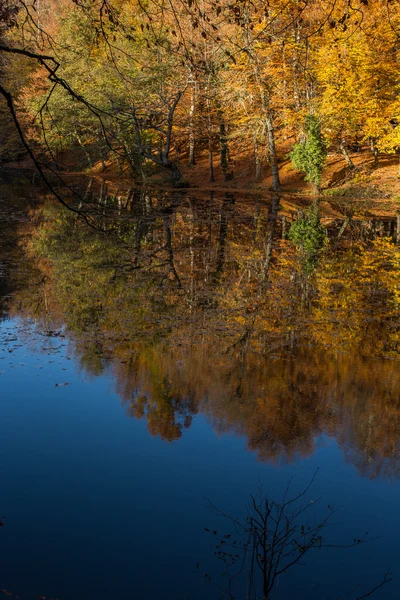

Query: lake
1;173;400;600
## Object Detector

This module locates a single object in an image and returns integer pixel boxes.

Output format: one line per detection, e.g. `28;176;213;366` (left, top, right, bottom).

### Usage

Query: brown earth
5;144;400;216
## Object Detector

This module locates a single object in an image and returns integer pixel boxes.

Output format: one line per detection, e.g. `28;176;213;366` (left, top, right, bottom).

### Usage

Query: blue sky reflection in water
1;178;400;600
1;323;399;600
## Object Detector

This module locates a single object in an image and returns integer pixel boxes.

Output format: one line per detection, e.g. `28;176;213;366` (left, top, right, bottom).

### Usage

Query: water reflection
3;175;400;477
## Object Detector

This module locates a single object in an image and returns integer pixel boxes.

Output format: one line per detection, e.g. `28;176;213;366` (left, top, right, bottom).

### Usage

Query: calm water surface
1;174;400;599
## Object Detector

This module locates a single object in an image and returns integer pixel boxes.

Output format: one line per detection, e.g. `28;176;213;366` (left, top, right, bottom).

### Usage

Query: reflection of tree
0;174;43;320
7;187;400;476
307;239;400;383
202;348;400;477
205;475;392;600
117;348;197;442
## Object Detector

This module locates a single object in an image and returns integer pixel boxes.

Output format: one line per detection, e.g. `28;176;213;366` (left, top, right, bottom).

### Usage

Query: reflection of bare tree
204;474;392;600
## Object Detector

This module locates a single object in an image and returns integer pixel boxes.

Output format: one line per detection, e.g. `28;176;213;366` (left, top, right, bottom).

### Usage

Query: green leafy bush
290;115;327;189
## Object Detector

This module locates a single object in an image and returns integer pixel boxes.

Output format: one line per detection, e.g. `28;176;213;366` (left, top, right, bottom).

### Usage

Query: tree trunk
371;137;379;168
188;76;196;166
208;143;214;183
243;16;281;191
162;158;187;188
265;110;281;191
124;142;144;180
281;215;287;239
254;136;262;181
206;88;215;182
75;129;92;168
219;117;233;181
398;149;400;177
132;151;145;181
337;216;350;240
340;141;354;169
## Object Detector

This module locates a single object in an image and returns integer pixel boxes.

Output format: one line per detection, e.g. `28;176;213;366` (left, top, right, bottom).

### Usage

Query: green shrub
290;115;327;190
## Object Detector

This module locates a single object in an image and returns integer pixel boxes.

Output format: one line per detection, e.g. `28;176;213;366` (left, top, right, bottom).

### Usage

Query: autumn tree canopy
1;0;399;187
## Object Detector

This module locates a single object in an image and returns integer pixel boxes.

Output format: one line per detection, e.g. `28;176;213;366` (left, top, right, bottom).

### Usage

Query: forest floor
94;145;400;218
5;145;400;216
175;146;400;206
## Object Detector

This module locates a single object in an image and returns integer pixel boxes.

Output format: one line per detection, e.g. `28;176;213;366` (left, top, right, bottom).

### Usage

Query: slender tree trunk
292;21;302;115
247;33;281;190
133;90;185;187
101;128;122;174
206;82;215;183
265;110;281;191
208;140;214;183
188;76;196;166
371;137;379;168
219;117;233;181
214;95;233;181
337;216;350;240
254;135;262;181
242;12;282;188
340;141;354;168
75;129;92;168
282;215;287;239
252;196;261;243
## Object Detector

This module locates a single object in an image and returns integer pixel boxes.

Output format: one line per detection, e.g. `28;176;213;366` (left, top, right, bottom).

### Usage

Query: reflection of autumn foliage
199;348;400;476
8;193;400;475
311;239;400;356
113;348;197;442
110;341;400;474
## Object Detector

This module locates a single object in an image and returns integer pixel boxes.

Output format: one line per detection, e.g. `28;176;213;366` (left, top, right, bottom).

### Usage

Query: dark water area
1;173;400;600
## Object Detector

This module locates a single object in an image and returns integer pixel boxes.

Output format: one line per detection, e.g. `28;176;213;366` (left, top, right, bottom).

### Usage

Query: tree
315;1;400;168
290;115;327;192
1;0;400;191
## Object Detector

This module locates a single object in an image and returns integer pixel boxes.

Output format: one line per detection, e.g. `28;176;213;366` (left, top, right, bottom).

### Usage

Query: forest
3;3;400;599
1;0;400;192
